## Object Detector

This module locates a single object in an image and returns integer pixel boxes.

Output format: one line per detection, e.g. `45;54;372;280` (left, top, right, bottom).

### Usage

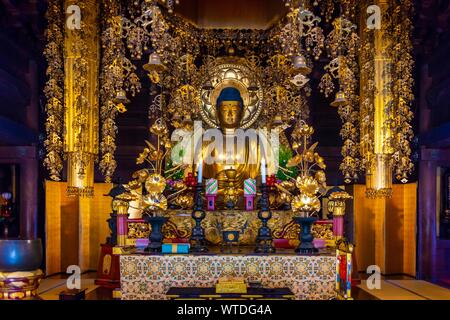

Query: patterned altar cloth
119;253;336;300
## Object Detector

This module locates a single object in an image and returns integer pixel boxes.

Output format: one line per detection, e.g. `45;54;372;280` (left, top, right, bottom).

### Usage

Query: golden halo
199;60;263;129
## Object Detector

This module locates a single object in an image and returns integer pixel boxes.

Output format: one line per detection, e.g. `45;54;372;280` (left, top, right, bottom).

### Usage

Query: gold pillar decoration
64;0;99;197
43;0;64;181
361;0;414;198
363;0;393;198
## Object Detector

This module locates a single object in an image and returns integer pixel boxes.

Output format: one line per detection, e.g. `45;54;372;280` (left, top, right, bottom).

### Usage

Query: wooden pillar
417;150;438;281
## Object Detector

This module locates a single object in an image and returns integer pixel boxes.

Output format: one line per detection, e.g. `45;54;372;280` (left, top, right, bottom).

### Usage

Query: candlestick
254;183;275;254
261;158;267;184
190;182;208;253
197;158;203;183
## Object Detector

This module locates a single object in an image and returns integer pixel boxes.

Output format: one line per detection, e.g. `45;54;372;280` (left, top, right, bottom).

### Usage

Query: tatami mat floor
358;280;450;300
38;272;450;300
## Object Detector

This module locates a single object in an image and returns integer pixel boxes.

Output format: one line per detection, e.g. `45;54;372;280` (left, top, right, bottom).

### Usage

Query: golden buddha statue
171;86;277;206
202;87;273;191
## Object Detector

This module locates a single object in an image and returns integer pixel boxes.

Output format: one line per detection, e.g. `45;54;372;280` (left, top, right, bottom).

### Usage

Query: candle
197;158;203;183
261;158;266;184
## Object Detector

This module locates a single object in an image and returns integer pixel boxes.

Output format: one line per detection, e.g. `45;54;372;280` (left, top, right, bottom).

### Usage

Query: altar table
119;251;336;300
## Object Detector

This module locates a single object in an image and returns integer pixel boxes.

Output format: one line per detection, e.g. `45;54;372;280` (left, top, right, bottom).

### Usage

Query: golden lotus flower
143;193;168;211
173;194;194;209
150;120;168;136
291;194;321;213
145;173;167;194
299;123;314;136
173;180;187;190
296;176;320;196
315;170;326;183
304;151;315;162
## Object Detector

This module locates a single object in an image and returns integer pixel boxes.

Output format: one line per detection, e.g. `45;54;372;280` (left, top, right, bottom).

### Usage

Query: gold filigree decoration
43;0;64;181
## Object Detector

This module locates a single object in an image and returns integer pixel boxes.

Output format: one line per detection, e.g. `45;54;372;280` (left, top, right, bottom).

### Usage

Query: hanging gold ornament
43;0;64;182
330;90;348;107
292;54;311;75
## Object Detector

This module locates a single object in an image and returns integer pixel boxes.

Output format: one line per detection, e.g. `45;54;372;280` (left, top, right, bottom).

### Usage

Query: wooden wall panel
353;185;374;272
403;183;417;276
45;181;112;274
45;180;61;275
352;183;417;276
89;183;113;269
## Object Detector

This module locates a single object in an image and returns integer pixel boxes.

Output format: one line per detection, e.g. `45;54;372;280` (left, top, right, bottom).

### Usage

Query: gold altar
40;0;417;300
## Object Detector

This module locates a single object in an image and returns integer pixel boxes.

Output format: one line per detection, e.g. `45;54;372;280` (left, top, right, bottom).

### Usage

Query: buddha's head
216;87;243;129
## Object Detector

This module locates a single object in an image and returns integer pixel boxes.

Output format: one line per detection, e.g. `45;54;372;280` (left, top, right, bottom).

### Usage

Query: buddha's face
218;101;242;129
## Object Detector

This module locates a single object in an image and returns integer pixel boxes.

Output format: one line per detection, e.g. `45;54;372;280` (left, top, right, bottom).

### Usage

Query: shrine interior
0;0;449;302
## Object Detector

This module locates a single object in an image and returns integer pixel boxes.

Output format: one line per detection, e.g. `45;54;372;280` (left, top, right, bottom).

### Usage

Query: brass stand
255;183;275;254
190;183;208;253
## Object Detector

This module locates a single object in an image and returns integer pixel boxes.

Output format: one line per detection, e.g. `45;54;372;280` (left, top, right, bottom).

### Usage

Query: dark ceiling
171;0;288;30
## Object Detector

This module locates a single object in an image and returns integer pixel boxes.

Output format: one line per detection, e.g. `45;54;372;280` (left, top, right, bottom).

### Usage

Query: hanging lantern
143;53;165;72
330;90;348;107
292;55;311;75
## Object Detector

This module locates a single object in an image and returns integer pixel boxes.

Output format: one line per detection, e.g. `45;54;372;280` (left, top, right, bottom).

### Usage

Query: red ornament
266;175;276;187
184;173;197;187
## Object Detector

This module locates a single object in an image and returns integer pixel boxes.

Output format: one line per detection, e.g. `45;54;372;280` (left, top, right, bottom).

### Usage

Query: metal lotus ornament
145;174;166;194
292;194;321;213
296;176;319;197
287;121;327;217
173;194;194;209
143;193;168;211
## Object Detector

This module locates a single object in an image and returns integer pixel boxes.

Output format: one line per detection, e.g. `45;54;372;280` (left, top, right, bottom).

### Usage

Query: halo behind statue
199;59;263;129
